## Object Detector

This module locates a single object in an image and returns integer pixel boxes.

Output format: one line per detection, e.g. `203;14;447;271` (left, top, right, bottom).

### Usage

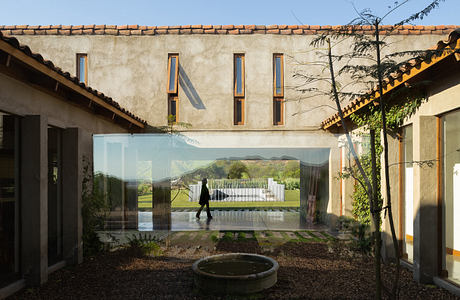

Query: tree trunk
374;21;400;299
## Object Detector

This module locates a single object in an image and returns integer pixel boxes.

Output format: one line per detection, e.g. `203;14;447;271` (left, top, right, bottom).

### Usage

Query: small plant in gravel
210;234;219;243
127;233;163;256
222;232;234;241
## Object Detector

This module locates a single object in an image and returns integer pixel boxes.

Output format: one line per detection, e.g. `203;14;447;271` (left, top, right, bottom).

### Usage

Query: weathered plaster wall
13;34;445;130
0;72;128;138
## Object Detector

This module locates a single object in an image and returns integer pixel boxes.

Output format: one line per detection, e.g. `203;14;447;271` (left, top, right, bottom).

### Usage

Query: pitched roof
321;29;460;130
0;31;146;129
1;25;459;36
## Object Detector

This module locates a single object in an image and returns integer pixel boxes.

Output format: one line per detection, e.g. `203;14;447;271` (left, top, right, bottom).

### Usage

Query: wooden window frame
273;54;284;97
234;54;245;98
273;97;284;125
76;53;87;85
168;94;179;123
234;97;245;125
167;54;179;94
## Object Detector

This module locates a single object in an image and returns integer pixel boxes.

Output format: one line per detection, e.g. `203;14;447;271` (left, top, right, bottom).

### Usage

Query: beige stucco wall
12;34;445;131
0;72;127;152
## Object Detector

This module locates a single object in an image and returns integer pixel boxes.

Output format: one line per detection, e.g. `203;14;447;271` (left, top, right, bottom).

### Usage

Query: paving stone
272;231;283;238
309;231;326;239
336;233;353;240
298;232;311;239
257;232;268;238
285;232;298;239
171;232;184;239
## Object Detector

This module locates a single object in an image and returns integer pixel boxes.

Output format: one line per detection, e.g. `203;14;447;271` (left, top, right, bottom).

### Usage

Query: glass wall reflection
93;134;331;231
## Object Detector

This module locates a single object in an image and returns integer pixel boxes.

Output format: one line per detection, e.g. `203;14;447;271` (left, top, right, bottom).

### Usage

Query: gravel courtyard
11;230;460;300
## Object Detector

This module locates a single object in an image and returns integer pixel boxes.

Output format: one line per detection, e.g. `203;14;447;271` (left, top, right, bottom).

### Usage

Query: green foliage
127;233;163;256
347;92;425;225
350;90;425;131
280;178;300;190
210;234;219;242
222;232;234;241
82;157;109;257
228;161;249;179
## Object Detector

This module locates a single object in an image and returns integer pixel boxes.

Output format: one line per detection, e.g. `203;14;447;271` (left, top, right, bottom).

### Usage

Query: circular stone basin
192;253;279;295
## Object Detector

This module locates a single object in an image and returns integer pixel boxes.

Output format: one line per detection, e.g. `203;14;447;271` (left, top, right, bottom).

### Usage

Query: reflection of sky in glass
236;56;243;95
93;134;332;183
168;57;176;92
275;56;281;95
78;56;85;83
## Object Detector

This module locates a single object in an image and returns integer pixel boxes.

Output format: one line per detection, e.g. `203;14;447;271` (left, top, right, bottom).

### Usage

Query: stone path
165;229;350;250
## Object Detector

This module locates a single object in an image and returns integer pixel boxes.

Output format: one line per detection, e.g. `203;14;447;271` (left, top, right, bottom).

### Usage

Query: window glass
78;55;86;84
442;110;460;284
236;99;242;123
48;127;63;266
275;56;282;95
275;100;282;124
0;113;20;287
169;57;177;93
236;57;243;95
402;125;413;263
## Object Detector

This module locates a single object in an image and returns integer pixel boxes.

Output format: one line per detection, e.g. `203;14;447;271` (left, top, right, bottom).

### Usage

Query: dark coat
199;184;210;205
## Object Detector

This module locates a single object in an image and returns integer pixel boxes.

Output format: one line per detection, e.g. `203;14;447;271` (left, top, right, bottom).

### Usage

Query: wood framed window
234;54;245;125
167;54;179;94
273;98;284;125
167;54;179;122
168;95;179;123
273;54;284;97
76;54;87;84
273;54;284;125
234;54;245;97
234;98;245;125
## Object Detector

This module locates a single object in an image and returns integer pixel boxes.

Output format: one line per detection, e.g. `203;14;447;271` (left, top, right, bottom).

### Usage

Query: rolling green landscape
138;190;300;209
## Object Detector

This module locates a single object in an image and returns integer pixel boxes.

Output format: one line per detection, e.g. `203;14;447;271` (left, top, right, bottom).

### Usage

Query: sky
0;0;458;26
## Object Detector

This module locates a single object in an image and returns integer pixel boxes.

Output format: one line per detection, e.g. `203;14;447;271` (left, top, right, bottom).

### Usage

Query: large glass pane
275;56;282;95
0;113;19;287
235;56;243;95
93;133;332;235
48;127;63;266
402;125;413;263
442;110;460;284
168;57;177;92
78;56;86;84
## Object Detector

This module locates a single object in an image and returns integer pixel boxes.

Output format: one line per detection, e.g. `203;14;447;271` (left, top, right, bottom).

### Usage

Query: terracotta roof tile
322;29;460;129
1;24;458;37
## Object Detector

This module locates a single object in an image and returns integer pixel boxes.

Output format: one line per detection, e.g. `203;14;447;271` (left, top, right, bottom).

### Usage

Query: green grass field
138;190;300;208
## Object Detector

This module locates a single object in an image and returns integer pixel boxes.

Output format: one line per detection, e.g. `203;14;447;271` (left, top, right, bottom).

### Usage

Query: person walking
196;178;212;219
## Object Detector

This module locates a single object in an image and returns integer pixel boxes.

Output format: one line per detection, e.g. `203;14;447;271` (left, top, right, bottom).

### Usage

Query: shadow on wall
179;65;205;109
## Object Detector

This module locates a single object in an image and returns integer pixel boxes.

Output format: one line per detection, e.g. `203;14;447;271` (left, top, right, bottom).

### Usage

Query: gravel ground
10;239;460;300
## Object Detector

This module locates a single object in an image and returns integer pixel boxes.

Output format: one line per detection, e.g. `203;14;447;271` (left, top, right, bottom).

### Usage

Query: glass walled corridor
93;134;332;232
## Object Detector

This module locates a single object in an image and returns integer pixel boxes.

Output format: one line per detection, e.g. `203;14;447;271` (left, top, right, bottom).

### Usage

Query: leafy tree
297;1;445;298
228;161;250;179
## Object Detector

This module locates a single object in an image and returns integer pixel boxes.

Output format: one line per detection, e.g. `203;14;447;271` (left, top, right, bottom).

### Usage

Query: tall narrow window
167;54;179;122
234;54;245;125
273;54;284;125
76;54;87;84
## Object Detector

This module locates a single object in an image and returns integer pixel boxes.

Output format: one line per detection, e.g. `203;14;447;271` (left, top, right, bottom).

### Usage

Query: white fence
188;178;285;202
